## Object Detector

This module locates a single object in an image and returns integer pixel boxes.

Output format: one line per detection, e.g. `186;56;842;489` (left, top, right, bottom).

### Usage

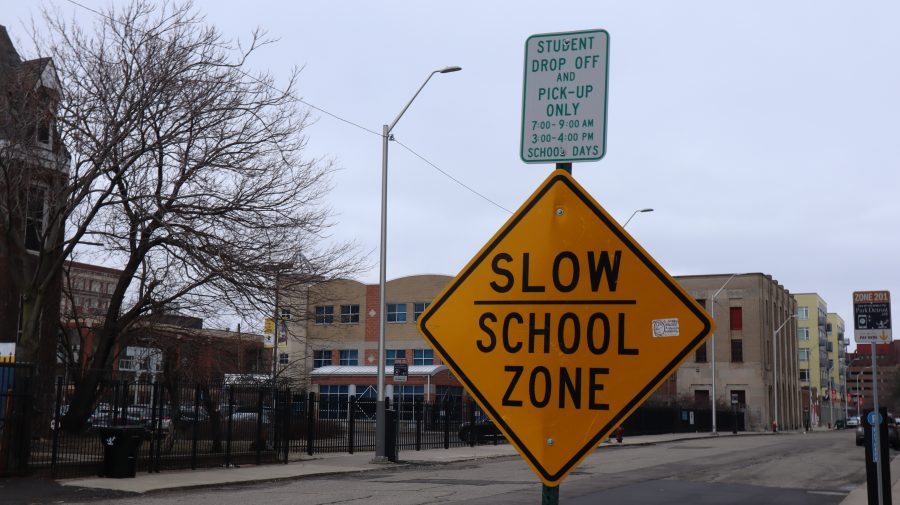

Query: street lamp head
639;208;653;213
439;66;462;73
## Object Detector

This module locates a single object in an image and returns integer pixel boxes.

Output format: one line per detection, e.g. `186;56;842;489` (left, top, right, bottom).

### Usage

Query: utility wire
393;139;513;214
61;0;511;213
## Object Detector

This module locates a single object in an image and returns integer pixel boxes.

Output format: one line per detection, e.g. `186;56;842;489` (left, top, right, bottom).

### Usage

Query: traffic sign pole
872;343;883;505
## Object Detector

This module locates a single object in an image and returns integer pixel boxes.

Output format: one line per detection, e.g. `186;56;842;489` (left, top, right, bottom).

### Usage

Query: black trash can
97;426;146;478
385;409;398;462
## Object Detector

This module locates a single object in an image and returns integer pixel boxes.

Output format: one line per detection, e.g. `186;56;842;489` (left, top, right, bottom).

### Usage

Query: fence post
415;398;422;451
306;392;315;456
50;376;62;478
348;395;355;454
283;388;291;464
467;399;476;447
255;388;263;465
225;385;234;468
148;381;160;473
443;397;451;450
191;384;200;470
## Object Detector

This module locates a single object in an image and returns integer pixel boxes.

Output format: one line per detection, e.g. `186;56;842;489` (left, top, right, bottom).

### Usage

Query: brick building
279;275;463;404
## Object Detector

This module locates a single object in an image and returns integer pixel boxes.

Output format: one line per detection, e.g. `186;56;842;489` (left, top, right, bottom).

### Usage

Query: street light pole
709;273;739;434
622;208;653;227
375;66;461;462
773;314;796;431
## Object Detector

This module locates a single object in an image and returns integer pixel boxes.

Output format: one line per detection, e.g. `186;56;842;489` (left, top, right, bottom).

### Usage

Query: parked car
458;416;504;444
856;413;900;449
847;416;860;428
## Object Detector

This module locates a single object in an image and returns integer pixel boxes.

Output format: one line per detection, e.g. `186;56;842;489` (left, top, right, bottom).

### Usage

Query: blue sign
868;411;883;426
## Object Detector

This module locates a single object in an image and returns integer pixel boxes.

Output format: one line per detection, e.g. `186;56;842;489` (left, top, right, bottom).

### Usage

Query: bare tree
11;1;363;431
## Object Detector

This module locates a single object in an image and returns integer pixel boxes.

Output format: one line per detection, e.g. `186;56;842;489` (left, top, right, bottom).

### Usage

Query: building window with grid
799;348;810;361
413;302;429;321
315;305;333;324
280;308;292;321
319;385;349;420
798;327;809;340
694;342;707;363
730;339;743;362
414;349;434;365
340;304;360;324
799;369;809;382
279;352;289;365
313;350;332;369
798;307;809;320
339;349;358;366
387;303;407;323
386;349;406;366
729;307;742;331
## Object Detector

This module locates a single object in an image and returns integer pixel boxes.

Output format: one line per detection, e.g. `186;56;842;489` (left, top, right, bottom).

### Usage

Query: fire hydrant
615;426;624;443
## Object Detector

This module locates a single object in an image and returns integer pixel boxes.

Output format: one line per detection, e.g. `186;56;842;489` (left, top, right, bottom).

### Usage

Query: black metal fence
6;369;746;479
26;377;496;478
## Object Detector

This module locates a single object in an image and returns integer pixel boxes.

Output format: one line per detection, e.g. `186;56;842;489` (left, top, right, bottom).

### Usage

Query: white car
847;416;860;428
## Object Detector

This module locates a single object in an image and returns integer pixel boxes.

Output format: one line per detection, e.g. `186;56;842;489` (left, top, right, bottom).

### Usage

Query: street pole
709;274;739;434
375;66;461;462
622;208;653;227
272;270;280;385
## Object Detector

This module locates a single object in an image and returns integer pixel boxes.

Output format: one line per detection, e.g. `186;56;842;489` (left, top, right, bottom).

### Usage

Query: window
393;385;425;420
355;384;377;400
694;389;710;407
319;385;349;420
799;369;810;382
339;349;358;366
798;327;809;340
315;306;333;324
280;308;292;321
729;307;742;331
730;340;743;363
387;303;407;323
25;186;46;252
798;307;809;320
436;385;463;403
414;349;434;365
413;302;429;321
694;342;707;363
37;120;50;144
799;348;810;361
313;350;332;369
386;349;406;366
340;304;360;324
279;352;289;365
826;322;833;335
730;390;746;406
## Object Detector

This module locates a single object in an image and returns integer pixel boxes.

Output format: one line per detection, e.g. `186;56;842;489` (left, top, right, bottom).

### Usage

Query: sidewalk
54;432;733;494
839;454;900;505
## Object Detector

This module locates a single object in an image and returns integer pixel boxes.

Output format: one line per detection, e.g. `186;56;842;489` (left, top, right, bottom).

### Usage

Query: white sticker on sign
652;319;680;337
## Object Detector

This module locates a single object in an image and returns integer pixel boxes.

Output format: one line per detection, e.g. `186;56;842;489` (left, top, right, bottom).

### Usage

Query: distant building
674;273;799;431
279;276;464;405
847;342;900;418
794;294;849;426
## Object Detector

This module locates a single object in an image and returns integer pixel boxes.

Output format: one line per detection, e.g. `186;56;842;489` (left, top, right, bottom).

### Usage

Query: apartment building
794;294;848;426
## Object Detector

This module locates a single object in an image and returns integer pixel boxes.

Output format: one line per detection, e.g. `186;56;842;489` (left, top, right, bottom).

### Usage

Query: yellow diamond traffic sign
417;170;713;486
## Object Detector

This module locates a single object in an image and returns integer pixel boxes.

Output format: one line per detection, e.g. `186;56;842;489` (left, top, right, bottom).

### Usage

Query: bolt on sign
417;170;713;486
854;291;892;344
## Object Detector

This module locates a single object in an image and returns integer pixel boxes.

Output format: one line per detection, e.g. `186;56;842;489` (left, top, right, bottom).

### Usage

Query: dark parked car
458;416;504;444
856;413;900;449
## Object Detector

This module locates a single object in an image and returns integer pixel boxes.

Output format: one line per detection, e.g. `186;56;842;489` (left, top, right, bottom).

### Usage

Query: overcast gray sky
6;1;899;346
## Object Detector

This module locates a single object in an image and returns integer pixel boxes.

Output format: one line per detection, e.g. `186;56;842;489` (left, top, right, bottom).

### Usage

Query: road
67;430;868;505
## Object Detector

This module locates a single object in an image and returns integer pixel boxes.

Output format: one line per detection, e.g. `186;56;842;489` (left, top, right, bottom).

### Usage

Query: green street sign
520;29;609;164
